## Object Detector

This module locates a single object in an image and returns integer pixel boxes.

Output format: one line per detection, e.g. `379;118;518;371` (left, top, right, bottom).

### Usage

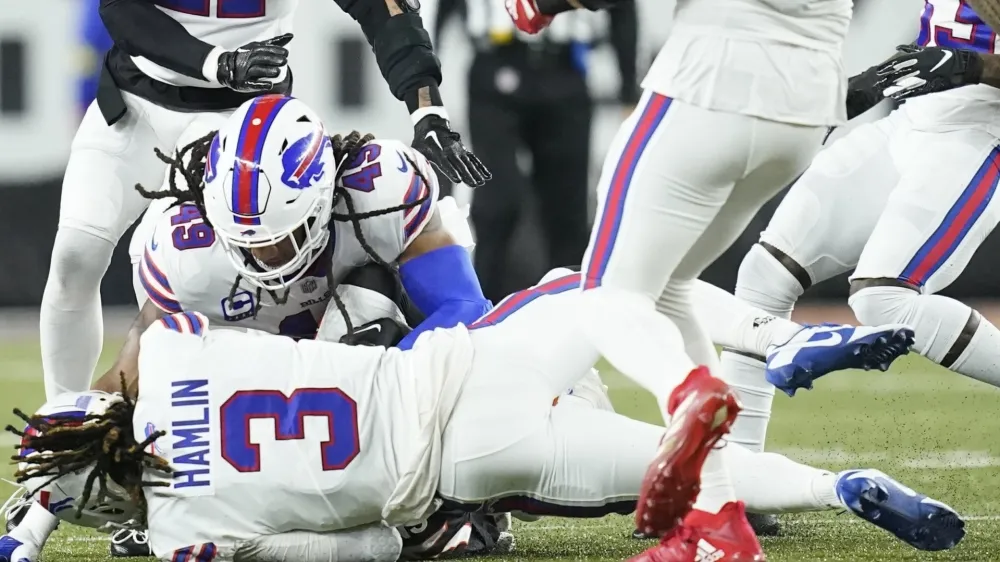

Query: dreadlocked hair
134;130;218;227
131;127;432;339
325;131;432;339
5;375;172;526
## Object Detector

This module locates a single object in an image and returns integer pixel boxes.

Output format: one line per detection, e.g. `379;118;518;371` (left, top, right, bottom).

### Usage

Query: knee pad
734;244;805;317
48;228;115;290
847;285;915;327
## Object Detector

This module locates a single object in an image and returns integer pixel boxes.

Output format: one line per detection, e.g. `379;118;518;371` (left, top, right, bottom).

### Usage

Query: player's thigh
852;128;1000;293
440;405;661;511
60;95;195;242
671;119;827;282
759;111;906;283
581;93;751;298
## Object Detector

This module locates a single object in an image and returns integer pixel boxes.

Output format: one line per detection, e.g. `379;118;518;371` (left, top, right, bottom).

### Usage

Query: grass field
1;333;999;561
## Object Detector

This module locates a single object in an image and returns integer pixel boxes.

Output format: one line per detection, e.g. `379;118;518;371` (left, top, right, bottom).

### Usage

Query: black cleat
746;512;781;537
109;527;153;558
399;510;512;559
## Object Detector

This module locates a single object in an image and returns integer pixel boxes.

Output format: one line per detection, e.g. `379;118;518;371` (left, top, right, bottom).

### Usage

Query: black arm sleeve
608;1;639;105
99;0;215;81
332;0;443;103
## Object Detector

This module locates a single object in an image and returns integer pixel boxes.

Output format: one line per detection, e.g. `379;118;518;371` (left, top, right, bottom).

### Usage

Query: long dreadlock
5;376;171;525
134;129;432;339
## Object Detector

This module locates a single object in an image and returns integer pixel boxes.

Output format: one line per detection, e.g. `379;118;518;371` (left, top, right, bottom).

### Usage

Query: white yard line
524;515;1000;532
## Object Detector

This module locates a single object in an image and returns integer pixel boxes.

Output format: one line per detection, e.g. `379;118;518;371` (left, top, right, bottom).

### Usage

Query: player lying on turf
719;1;1000;466
0;274;964;562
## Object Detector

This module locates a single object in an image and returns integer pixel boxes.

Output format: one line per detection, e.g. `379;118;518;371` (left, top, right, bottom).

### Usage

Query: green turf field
1;335;998;561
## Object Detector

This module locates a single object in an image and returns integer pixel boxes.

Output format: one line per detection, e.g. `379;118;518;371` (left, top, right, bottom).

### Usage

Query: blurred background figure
426;0;638;302
76;1;112;119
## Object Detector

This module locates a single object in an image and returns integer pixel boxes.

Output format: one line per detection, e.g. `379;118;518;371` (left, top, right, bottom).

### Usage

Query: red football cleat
635;366;742;538
504;0;554;34
629;501;766;562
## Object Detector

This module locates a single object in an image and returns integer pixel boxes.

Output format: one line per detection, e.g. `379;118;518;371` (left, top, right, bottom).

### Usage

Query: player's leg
40;94;196;398
577;93;765;536
720;112;907;453
849;127;1000;389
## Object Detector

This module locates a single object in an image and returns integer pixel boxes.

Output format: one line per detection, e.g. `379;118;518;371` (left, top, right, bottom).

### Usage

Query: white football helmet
16;391;138;530
202;95;338;292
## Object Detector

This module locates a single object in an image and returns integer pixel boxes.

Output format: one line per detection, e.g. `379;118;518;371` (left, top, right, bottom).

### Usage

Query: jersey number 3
220;389;360;472
156;0;266;18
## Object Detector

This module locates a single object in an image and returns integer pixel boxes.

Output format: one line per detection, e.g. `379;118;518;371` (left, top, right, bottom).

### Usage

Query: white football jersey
135;0;298;88
642;0;852;126
901;0;1000;133
135;139;439;336
133;313;473;561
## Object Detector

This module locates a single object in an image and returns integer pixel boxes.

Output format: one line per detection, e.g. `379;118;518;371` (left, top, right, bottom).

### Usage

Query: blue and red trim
583;94;672;290
139;249;182;313
232;95;290;226
403;172;434;244
172;543;217;562
470;273;580;329
159;312;207;335
900;146;1000;286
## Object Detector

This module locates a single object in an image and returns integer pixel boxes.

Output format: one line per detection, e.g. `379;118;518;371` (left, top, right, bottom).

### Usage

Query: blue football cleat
836;469;965;551
765;323;915;396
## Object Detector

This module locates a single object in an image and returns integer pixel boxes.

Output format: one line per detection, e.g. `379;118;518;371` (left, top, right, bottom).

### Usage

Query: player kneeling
0;282;965;561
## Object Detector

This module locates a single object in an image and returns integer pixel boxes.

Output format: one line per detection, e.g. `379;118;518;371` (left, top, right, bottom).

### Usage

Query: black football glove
846;64;884;120
217;33;293;94
875;44;984;102
339;317;410;348
412;114;492;187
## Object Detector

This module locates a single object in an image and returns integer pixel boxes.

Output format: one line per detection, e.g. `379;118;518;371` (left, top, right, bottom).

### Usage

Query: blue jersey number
918;0;997;54
155;0;266;18
341;144;383;192
220;388;360;473
170;205;216;251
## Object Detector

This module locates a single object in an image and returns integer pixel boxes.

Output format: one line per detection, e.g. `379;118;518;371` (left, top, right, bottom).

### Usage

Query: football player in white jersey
86;95;491;398
40;0;490;413
0;276;964;562
499;0;914;558
720;1;1000;475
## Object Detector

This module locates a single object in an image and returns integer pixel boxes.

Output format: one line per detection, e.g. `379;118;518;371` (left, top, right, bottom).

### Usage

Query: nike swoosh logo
930;49;953;73
397;151;408;173
425;131;442;149
356;323;382;335
806;332;843;347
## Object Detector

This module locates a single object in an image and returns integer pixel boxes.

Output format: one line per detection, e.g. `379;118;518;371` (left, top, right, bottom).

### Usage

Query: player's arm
330;0;490;186
92;299;165;396
0;502;59;562
99;0;291;92
396;209;491;349
233;524;402;562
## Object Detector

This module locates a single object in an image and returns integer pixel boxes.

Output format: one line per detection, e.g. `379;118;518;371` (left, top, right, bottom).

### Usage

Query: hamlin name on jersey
133;310;473;559
136;138;439;338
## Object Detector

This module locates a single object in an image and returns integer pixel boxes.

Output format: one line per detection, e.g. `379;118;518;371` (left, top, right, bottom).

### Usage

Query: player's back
132;317;450;559
135;0;298;88
904;0;1000;132
643;0;852;127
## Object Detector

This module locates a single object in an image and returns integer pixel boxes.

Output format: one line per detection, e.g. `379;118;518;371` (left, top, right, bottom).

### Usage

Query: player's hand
412;115;492;187
0;534;39;562
504;0;553;35
217;33;293;94
845;65;884;120
875;44;984;102
340;318;410;348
